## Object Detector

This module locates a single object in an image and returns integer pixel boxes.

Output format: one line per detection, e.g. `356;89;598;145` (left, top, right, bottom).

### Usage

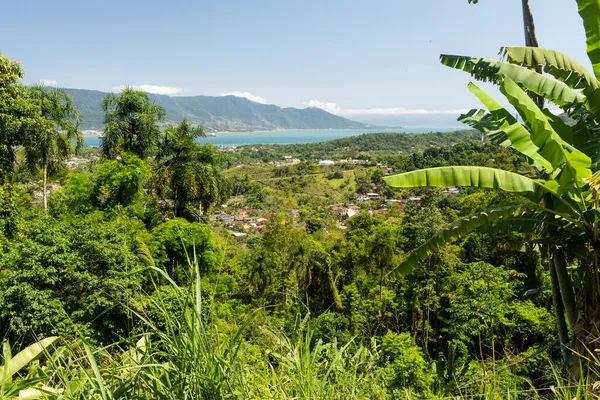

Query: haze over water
83;128;460;147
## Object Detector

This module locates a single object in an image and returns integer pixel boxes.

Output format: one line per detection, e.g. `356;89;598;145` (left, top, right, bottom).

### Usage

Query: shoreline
82;126;410;137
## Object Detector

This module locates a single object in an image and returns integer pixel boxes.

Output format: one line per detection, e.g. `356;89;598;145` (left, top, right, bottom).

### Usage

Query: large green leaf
502;47;599;91
457;109;499;134
440;54;584;107
467;83;554;171
500;78;592;194
502;46;600;121
1;337;58;383
577;0;600;80
392;205;560;276
383;166;538;193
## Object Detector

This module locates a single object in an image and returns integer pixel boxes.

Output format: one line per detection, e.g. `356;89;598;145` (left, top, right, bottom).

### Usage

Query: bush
380;331;434;395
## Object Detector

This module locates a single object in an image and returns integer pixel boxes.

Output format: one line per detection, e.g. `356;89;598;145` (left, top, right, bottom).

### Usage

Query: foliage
154;119;232;218
0;53;46;182
101;88;166;159
150;218;219;283
380;331;434;395
0;212;149;344
384;7;600;361
93;152;151;209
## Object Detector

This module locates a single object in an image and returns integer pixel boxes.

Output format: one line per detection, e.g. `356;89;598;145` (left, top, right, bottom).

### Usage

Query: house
229;231;247;239
357;193;380;201
347;208;360;218
216;214;233;223
318;160;335;166
256;218;268;226
443;187;460;195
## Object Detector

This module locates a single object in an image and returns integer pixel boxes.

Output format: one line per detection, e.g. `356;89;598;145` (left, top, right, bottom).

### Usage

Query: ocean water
82;127;461;147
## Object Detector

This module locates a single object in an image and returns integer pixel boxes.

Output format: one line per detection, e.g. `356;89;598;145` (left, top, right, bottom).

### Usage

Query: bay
82;127;460;147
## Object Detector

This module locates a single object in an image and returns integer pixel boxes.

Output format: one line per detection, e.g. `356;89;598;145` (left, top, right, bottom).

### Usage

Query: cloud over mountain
219;91;267;104
111;84;184;95
39;79;57;86
304;99;468;116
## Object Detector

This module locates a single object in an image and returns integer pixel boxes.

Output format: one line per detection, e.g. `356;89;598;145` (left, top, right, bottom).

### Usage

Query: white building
318;160;335;166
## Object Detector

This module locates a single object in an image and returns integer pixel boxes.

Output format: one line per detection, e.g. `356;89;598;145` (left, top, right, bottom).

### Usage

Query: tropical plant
154;119;232;219
92;152;151;209
101;87;165;159
384;0;600;361
26;85;82;209
1;336;58;398
0;53;46;183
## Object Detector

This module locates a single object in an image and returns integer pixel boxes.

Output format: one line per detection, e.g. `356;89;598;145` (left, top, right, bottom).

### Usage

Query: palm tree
26;86;81;210
154;119;231;219
102;87;165;159
385;0;600;362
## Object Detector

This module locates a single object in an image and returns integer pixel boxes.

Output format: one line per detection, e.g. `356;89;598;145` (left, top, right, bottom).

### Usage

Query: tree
0;53;46;183
26;86;82;210
154;119;231;219
150;218;219;284
385;0;600;361
93;153;151;209
0;212;150;344
101;88;165;159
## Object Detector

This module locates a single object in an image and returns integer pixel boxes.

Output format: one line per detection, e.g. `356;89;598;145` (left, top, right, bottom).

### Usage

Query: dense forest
3;0;600;398
226;130;481;164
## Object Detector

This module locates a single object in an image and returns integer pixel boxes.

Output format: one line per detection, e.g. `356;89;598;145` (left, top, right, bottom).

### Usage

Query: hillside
64;88;372;132
229;130;481;162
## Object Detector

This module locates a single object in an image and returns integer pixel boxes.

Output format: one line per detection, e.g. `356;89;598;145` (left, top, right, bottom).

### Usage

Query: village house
318;160;335;166
356;192;381;201
443;187;460;195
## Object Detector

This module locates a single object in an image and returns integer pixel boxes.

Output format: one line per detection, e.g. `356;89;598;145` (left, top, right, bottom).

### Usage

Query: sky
0;0;590;118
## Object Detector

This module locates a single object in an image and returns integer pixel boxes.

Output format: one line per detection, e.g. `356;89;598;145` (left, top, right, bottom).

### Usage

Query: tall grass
3;252;599;399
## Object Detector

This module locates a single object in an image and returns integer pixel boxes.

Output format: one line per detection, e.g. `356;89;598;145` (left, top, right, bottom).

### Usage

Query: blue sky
0;0;588;117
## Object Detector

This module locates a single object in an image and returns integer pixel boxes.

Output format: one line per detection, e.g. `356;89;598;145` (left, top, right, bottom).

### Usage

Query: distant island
65;88;385;132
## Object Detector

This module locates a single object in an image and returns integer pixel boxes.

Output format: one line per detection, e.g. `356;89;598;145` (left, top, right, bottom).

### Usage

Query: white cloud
111;84;184;95
303;99;343;114
304;99;469;116
39;79;57;86
219;91;267;104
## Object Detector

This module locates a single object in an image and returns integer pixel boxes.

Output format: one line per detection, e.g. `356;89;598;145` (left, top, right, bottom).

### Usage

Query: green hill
64;88;373;132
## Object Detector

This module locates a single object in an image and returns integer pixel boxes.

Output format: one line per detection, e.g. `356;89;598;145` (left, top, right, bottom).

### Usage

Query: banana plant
384;0;600;359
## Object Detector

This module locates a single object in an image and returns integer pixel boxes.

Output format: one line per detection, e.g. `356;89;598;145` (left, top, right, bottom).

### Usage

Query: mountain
64;88;373;132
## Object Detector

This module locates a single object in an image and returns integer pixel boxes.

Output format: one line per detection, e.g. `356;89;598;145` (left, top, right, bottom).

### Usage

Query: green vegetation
1;1;600;397
229;130;481;163
385;0;600;370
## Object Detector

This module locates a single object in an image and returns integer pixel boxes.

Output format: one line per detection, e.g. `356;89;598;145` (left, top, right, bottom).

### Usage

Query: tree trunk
543;193;574;363
552;249;578;334
43;163;48;211
549;252;571;363
521;0;539;47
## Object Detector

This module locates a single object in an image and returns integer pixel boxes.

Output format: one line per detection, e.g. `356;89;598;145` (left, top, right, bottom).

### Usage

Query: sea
82;127;461;147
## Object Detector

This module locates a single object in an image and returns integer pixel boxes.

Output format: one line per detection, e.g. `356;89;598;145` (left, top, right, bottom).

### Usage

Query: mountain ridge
64;88;375;132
